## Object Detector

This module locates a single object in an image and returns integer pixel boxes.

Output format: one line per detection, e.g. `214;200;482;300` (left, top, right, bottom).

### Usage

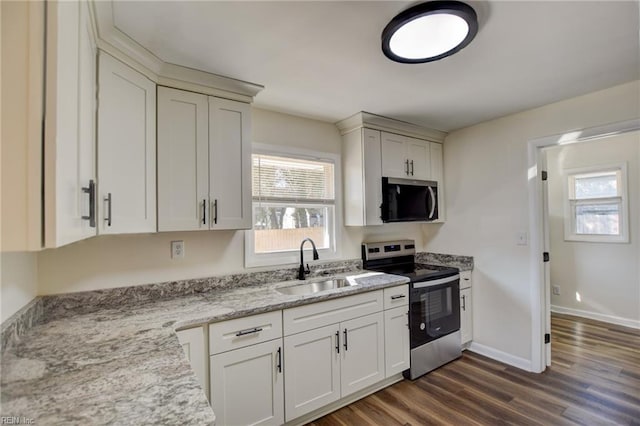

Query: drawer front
283;290;383;336
383;285;409;310
460;270;472;289
209;311;282;354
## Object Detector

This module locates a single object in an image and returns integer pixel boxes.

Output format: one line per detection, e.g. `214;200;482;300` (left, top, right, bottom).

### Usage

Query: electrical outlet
171;241;185;259
552;285;561;296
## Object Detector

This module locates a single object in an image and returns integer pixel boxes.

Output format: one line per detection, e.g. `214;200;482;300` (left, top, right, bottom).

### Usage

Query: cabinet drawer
383;285;409;309
283;290;383;336
209;311;282;354
460;270;472;289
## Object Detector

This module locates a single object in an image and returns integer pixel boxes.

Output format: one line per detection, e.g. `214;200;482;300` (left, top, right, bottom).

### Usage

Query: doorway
527;119;640;373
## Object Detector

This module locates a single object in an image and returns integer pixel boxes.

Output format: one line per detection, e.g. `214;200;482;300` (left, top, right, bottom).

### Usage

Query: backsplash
1;297;44;352
2;251;474;352
416;252;474;271
42;259;362;320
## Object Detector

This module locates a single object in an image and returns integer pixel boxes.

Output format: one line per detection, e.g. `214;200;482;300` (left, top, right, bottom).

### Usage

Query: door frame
527;118;640;373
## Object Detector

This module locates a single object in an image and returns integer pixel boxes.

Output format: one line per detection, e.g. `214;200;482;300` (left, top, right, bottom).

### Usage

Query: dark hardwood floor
309;313;640;425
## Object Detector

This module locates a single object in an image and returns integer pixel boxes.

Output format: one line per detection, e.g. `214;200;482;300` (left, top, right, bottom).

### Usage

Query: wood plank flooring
309;313;640;426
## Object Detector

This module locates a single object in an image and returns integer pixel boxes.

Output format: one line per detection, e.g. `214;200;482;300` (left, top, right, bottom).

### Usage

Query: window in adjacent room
245;146;339;267
564;164;628;243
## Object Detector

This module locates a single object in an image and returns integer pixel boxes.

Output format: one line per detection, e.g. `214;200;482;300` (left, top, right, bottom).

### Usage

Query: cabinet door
97;52;156;234
340;312;385;397
208;97;252;230
460;287;473;345
406;138;431;180
381;132;409;178
44;0;97;247
157;87;209;231
176;327;208;400
363;128;383;226
384;307;410;377
284;324;340;421
430;142;445;222
211;339;284;426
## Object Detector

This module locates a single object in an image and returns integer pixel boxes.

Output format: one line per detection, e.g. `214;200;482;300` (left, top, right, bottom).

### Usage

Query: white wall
546;132;639;327
1;252;38;322
0;2;41;321
423;80;640;366
37;108;425;295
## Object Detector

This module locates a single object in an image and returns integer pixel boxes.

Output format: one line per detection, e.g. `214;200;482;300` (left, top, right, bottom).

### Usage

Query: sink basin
276;278;356;296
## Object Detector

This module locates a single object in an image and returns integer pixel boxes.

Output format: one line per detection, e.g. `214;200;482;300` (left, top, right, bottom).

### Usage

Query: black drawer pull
235;327;263;337
276;347;282;373
391;294;406;300
335;330;340;354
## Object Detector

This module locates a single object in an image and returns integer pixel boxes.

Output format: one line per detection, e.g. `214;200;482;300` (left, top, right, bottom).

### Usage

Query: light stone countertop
0;271;409;425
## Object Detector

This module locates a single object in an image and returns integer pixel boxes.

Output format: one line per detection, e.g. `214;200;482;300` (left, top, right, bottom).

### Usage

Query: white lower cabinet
340;312;385;397
384;306;410;377
176;327;208;400
210;338;284;426
283;292;385;422
284;324;341;421
460;287;473;345
460;270;473;346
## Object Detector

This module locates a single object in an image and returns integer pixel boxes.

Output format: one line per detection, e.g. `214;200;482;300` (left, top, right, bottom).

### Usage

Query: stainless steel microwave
381;177;438;222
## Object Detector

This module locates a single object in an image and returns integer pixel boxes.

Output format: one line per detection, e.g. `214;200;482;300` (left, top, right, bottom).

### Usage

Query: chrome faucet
298;238;319;280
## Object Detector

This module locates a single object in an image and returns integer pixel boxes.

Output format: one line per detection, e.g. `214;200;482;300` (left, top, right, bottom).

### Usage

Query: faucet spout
298;238;319;280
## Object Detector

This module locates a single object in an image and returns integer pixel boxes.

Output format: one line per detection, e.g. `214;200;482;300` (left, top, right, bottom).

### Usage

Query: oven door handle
412;274;460;288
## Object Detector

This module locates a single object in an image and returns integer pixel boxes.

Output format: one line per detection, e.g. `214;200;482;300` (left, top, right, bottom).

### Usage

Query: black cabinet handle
391;294;406;300
462;295;466;311
410;160;414;176
202;199;206;225
343;329;348;351
81;180;96;228
335;330;340;354
405;159;410;175
104;193;112;227
276;347;282;373
213;199;218;225
235;327;262;337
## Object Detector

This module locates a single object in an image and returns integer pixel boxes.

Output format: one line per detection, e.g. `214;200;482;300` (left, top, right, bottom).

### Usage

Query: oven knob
420;322;425;330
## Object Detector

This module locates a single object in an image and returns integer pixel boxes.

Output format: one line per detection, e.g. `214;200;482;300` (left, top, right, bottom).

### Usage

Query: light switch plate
171;240;185;259
552;285;561;296
516;231;528;246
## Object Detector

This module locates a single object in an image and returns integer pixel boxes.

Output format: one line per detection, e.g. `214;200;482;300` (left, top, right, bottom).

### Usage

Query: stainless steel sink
276;278;356;296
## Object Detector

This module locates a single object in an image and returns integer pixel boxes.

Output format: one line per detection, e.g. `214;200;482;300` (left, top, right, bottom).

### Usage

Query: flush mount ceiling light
381;1;478;64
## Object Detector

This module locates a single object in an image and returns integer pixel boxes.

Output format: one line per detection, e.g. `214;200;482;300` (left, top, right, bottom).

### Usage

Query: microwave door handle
428;186;436;219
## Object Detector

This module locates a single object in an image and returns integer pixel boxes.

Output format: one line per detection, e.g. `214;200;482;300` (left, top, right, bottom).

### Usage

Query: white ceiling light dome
382;1;479;63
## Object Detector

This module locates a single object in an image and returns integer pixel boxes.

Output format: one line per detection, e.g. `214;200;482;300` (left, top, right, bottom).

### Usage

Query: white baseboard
468;342;533;372
551;305;640;329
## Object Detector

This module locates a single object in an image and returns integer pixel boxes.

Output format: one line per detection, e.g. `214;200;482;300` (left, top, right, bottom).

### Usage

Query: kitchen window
245;145;340;267
564;164;629;243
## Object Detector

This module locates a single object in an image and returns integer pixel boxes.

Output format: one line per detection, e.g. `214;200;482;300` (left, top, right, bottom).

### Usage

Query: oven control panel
362;239;416;261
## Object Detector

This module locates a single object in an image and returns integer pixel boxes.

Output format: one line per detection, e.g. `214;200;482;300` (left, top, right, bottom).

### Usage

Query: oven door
409;276;460;349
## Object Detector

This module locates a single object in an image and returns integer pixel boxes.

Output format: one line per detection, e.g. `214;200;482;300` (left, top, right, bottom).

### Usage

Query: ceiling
112;1;640;132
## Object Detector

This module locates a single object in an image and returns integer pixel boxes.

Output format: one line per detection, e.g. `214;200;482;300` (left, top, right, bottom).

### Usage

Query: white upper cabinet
381;132;431;180
429;142;445;222
157;88;251;232
97;52;156;234
342;128;383;226
340;114;446;225
208;97;252;230
44;0;98;248
157;87;209;231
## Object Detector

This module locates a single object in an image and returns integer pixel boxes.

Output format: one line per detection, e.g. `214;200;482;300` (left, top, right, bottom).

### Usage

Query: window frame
245;143;342;268
563;163;629;243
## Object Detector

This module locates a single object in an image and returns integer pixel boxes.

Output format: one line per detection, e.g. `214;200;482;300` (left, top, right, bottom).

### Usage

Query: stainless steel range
362;240;462;380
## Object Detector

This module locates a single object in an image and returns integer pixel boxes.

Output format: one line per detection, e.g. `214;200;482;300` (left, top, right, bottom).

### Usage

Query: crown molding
336;111;447;143
91;0;263;103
